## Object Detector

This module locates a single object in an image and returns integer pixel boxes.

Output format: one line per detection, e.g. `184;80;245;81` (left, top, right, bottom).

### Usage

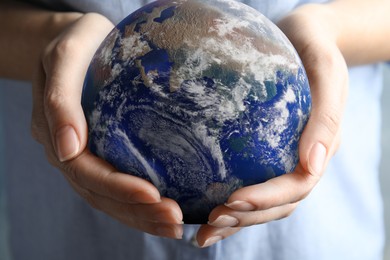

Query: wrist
0;1;83;80
277;4;340;52
284;1;390;65
45;12;84;46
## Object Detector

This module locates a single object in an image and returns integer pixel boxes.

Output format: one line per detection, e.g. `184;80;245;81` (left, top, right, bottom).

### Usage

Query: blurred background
381;64;390;259
0;65;389;259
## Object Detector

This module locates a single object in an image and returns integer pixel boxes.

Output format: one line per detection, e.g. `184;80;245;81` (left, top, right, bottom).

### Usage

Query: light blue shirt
0;1;384;259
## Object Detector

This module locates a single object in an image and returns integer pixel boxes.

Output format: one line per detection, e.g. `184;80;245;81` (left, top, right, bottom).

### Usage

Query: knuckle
318;49;338;70
44;87;66;113
318;109;341;139
304;44;342;76
42;36;79;71
51;37;79;62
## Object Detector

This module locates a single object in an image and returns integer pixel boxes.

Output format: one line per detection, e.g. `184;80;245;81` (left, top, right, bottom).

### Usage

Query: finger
31;63;67;166
225;164;316;211
298;44;348;176
196;225;242;248
208;203;298;228
42;14;114;162
118;220;183;239
60;149;162;204
103;201;184;239
31;63;50;146
127;221;183;239
33;64;161;206
66;177;182;239
87;193;183;224
198;203;298;247
32;64;162;206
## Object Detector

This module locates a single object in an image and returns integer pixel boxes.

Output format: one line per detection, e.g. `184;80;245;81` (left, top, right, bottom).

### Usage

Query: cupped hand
31;12;183;239
196;5;349;247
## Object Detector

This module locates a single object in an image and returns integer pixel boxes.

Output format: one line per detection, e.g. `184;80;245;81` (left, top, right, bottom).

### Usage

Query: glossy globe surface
82;0;311;224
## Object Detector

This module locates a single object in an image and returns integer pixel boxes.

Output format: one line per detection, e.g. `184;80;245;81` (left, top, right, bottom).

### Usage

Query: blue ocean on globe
82;0;311;224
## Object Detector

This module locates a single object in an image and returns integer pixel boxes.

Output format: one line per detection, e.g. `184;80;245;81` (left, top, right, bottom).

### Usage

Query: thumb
298;46;348;177
42;13;114;162
43;41;88;162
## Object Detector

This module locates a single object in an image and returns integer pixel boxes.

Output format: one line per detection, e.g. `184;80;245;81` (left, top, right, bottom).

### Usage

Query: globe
82;0;311;224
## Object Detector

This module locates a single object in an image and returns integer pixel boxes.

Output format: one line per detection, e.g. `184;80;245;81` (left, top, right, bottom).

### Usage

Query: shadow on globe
82;0;311;224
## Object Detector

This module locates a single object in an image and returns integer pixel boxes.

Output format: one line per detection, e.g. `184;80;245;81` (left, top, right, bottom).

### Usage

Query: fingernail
173;225;184;239
55;125;80;162
202;236;222;248
225;200;256;211
208;215;238;228
309;143;327;175
156;225;183;239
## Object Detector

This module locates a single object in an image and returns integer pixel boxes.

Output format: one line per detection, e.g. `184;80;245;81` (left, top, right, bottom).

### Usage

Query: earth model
82;0;311;224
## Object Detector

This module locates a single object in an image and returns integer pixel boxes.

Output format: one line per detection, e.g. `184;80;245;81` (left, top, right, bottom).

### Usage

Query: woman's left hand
196;4;349;247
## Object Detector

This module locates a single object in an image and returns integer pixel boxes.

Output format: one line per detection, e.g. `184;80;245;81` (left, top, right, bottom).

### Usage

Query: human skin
0;0;389;247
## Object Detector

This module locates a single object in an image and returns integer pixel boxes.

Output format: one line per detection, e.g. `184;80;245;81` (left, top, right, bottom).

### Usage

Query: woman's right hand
31;12;183;239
